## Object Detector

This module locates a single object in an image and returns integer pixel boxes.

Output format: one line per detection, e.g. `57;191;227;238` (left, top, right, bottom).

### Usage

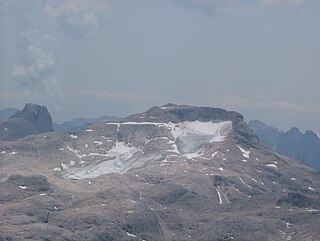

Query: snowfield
60;120;232;179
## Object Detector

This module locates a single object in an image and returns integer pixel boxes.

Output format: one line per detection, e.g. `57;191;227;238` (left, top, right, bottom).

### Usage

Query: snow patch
236;145;250;158
250;177;258;183
61;163;67;170
53;167;61;172
19;185;27;190
266;163;278;169
86;129;93;132
238;177;246;185
126;232;137;237
308;187;314;191
211;151;219;158
216;188;222;204
0;151;6;154
218;167;224;171
70;135;78;139
171;121;231;153
94;141;103;146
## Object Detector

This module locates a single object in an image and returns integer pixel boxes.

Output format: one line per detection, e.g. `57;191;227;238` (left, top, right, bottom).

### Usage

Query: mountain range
249;120;320;171
0;103;319;240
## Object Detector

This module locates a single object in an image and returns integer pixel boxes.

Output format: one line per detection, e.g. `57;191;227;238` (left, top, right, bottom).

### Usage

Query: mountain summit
0;103;53;141
0;104;319;240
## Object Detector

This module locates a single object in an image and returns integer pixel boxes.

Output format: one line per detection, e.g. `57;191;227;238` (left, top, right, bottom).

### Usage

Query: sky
0;0;319;134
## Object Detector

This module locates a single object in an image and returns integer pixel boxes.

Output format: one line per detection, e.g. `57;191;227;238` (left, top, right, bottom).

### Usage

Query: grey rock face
10;103;53;133
0;103;53;141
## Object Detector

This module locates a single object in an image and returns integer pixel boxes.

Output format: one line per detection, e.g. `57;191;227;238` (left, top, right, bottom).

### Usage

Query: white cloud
13;45;55;88
13;30;58;89
44;0;108;38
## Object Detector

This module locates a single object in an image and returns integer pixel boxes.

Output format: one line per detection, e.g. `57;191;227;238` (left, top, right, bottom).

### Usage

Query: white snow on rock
238;177;246;185
250;177;258;183
211;151;219;158
66;145;110;159
61;163;67;170
62;121;231;179
86;129;93;132
241;159;247;163
19;185;27;190
126;232;137;237
0;151;6;154
216;188;222;204
236;145;250;158
170;121;231;153
308;187;314;191
94;141;103;146
10;151;17;155
64;142;161;179
266;163;278;169
218;167;224;171
290;177;296;181
238;177;253;188
70;135;78;139
53;167;61;172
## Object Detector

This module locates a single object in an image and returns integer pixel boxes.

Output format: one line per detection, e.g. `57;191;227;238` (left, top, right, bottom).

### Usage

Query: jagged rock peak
10;103;53;133
127;103;243;124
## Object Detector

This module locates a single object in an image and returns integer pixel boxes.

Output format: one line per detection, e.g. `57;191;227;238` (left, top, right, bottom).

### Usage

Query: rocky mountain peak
0;103;53;141
10;103;53;133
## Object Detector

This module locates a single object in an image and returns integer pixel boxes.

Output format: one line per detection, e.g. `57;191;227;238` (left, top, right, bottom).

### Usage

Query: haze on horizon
0;0;319;134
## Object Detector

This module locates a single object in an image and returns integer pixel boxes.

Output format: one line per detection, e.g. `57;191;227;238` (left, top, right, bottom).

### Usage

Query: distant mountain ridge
53;116;120;131
249;120;320;171
0;108;19;120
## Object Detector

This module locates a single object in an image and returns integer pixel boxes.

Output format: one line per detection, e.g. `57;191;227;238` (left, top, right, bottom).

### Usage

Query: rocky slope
0;104;319;241
249;120;320;171
0;103;53;141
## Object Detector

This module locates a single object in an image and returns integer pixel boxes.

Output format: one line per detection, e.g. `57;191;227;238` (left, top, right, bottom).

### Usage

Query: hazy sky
0;0;319;133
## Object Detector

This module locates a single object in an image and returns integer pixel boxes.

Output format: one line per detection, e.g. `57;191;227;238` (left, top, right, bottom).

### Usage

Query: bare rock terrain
0;104;319;241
